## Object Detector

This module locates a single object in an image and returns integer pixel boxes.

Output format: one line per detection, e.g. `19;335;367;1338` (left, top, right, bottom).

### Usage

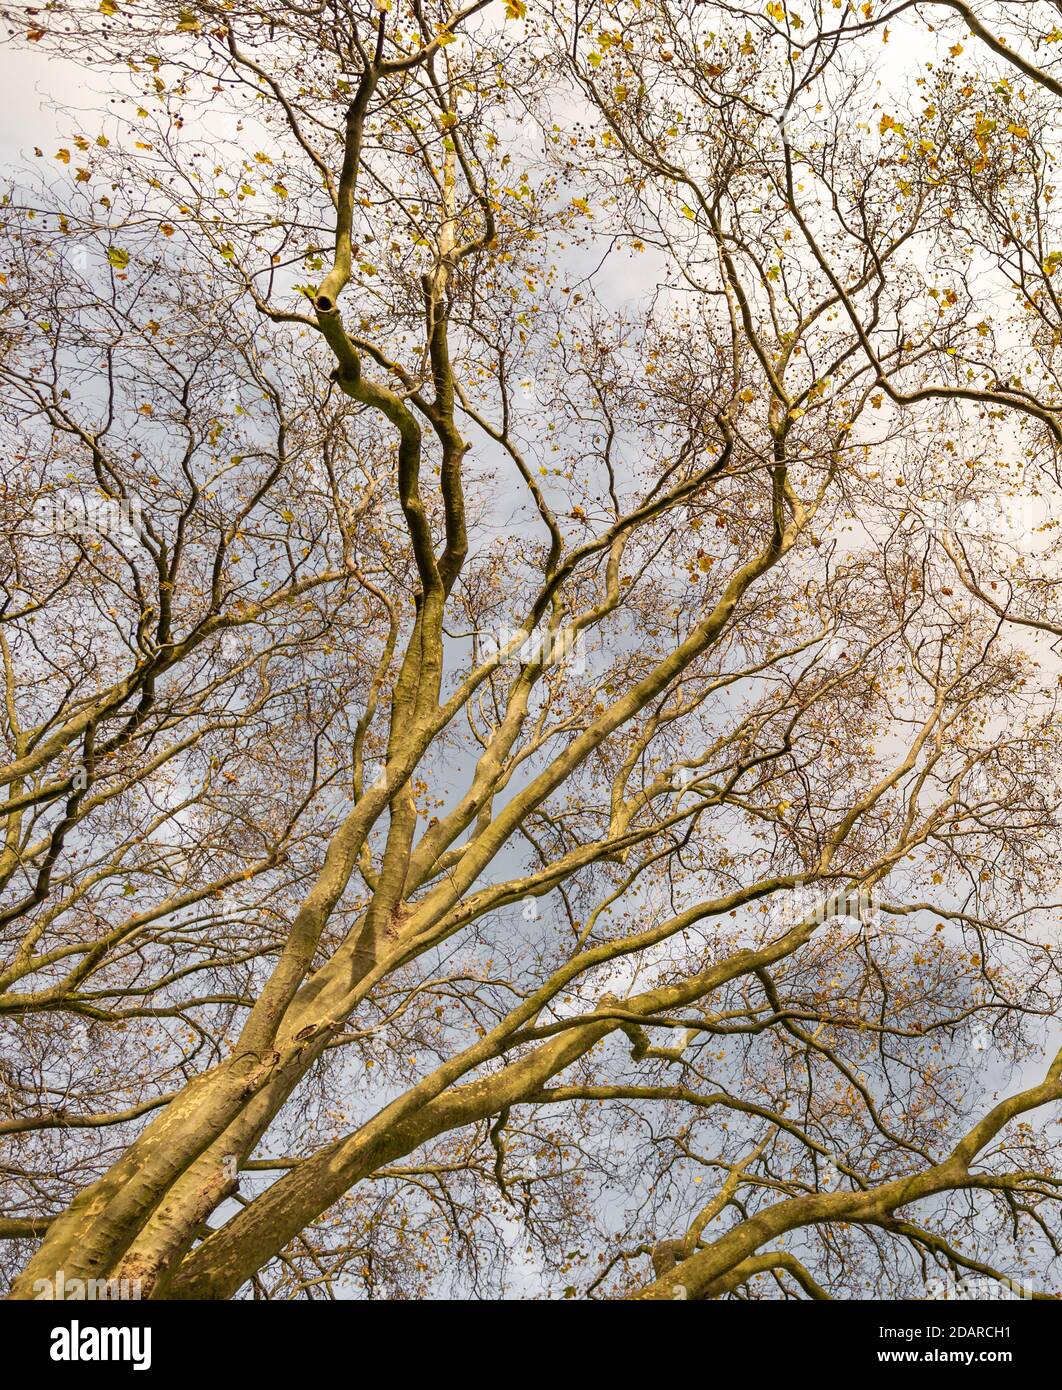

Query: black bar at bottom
0;1295;1051;1378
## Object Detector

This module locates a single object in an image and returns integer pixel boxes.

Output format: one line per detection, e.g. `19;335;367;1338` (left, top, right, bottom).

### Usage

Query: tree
2;0;1062;1301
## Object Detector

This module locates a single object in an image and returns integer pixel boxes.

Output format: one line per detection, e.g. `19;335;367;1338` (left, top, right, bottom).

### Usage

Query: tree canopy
3;0;1062;1301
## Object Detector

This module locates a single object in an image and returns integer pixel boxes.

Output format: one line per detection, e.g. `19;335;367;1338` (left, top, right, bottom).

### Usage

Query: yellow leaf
505;0;527;17
55;148;71;164
99;0;119;13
